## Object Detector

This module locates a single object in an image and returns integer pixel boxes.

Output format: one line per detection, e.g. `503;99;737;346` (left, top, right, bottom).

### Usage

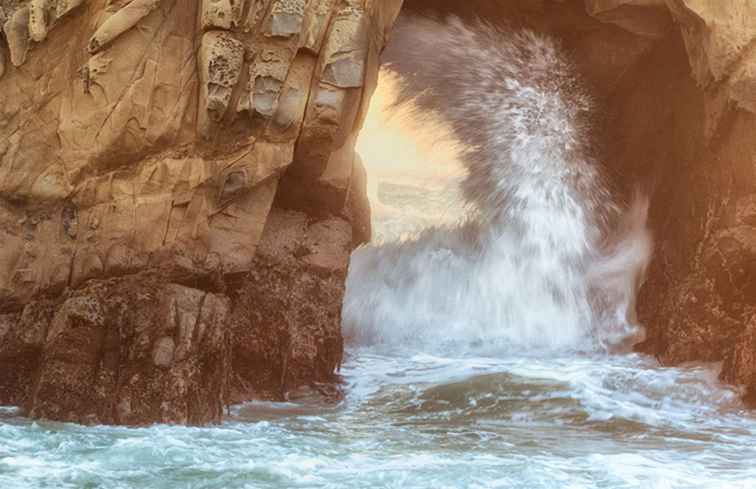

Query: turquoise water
2;351;754;489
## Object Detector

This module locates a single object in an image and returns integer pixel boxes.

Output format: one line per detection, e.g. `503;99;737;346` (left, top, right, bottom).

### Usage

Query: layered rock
0;0;401;424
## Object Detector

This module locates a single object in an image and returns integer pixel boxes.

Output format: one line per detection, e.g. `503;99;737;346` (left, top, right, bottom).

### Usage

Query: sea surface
1;352;754;489
1;183;754;489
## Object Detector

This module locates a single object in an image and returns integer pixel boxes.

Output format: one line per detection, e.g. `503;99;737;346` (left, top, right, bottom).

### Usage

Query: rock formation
0;0;402;424
1;0;755;423
614;0;756;404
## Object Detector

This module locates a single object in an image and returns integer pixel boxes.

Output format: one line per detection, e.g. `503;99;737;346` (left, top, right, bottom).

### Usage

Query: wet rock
153;337;176;367
404;0;756;405
599;16;756;402
0;301;55;406
25;277;231;425
229;209;350;403
723;317;756;405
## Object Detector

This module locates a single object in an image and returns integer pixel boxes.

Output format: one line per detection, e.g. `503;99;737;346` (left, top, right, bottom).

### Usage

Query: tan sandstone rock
0;0;396;425
201;0;246;30
88;0;163;54
3;6;30;66
666;0;756;87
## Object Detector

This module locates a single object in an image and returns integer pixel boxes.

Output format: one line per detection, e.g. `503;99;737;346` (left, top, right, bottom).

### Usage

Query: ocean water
1;352;755;489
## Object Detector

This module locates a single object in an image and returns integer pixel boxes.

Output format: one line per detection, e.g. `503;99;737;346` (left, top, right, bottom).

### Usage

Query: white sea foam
343;18;652;355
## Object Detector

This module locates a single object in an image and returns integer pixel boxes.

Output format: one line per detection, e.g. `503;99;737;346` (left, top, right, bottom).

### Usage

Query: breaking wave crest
343;17;652;355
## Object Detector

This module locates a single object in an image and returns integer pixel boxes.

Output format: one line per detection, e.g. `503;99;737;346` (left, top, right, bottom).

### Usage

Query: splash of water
343;17;652;355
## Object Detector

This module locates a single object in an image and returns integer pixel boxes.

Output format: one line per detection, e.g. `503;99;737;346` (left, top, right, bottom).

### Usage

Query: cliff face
554;0;756;404
0;0;401;424
612;1;756;403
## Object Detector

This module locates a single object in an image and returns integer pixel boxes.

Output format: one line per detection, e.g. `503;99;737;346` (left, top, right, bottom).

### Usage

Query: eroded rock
402;0;756;406
198;30;245;133
201;0;245;30
23;278;230;425
229;208;352;403
0;0;394;425
265;0;305;38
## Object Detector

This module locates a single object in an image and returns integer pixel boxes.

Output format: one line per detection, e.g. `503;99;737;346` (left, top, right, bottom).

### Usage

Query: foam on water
344;17;651;355
2;353;755;489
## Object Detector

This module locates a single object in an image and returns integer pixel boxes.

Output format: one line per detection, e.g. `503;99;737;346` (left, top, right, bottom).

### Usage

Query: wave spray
343;17;652;355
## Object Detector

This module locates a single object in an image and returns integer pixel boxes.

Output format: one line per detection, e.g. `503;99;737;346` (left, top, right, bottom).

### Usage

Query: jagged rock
24;278;230;425
666;0;756;87
198;30;245;132
0;300;55;406
723;317;756;404
6;0;753;421
0;0;397;425
599;22;756;404
229;209;352;402
402;0;756;406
